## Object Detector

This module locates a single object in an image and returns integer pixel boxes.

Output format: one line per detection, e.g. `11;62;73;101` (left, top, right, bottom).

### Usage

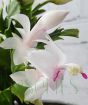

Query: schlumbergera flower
0;10;68;65
10;69;48;101
10;35;88;101
27;35;88;90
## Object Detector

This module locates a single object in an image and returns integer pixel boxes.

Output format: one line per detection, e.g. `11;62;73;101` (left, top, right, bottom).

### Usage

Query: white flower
0;10;68;65
10;69;48;101
27;35;88;91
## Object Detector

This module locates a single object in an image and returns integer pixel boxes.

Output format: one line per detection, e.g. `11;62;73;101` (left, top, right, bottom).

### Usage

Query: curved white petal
13;50;23;65
11;14;30;34
24;10;68;47
10;69;43;87
24;77;48;101
37;10;69;30
45;35;66;65
13;48;26;65
0;37;17;49
28;49;59;78
12;34;28;65
48;70;64;90
28;35;66;78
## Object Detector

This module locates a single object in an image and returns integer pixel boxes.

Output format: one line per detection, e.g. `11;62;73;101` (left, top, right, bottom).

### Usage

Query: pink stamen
53;67;64;82
81;72;88;79
53;70;60;82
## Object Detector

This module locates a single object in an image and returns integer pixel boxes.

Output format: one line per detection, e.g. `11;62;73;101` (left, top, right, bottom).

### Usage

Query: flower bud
18;0;34;5
48;0;72;5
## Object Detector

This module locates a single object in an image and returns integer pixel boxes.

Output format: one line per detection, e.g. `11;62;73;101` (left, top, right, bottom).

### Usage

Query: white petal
0;37;17;49
13;49;26;65
37;10;69;30
28;50;58;78
10;69;42;87
45;35;66;65
28;35;66;77
48;70;64;90
24;10;68;46
11;14;30;33
12;34;28;65
24;77;48;101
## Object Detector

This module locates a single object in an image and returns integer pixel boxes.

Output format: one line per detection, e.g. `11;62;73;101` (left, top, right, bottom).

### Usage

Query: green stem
33;1;50;12
34;99;43;105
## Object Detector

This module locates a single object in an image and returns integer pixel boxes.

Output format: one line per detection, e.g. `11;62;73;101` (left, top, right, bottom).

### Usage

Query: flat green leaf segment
11;84;27;103
7;0;20;17
50;28;79;41
0;89;12;105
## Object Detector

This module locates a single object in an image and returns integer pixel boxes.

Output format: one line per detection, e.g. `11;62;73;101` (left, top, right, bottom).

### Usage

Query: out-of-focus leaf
60;29;79;38
4;18;12;37
36;42;46;49
33;1;49;13
11;63;28;73
11;84;27;103
0;89;12;105
32;9;46;16
0;48;11;90
48;0;72;5
18;0;34;6
34;99;43;105
0;10;4;32
7;0;20;17
0;48;10;68
49;28;64;41
49;28;79;41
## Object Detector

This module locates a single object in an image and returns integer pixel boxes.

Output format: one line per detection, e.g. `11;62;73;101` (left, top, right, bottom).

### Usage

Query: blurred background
33;0;88;105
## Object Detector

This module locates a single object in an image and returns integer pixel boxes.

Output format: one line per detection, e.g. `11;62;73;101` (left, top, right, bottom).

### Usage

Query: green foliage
49;28;79;41
7;0;20;17
0;10;5;33
11;84;27;103
48;0;72;5
0;89;12;105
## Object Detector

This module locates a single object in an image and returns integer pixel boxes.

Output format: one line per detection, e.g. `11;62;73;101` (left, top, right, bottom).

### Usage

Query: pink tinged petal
11;14;30;34
28;37;66;79
23;10;68;47
44;35;66;65
81;72;88;79
23;27;46;47
53;68;61;82
24;77;48;101
10;69;43;87
28;50;59;78
37;10;69;30
49;69;64;90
